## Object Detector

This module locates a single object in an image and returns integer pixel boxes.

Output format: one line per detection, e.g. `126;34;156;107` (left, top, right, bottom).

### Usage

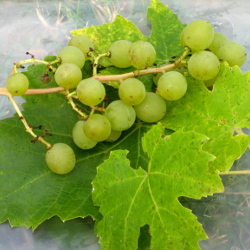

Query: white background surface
0;0;250;249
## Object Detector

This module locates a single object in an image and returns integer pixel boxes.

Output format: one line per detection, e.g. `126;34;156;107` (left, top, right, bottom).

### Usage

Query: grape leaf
162;64;250;172
92;123;223;250
0;63;151;229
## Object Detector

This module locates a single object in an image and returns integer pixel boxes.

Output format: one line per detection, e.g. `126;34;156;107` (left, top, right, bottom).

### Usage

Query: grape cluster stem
6;93;52;149
0;47;190;97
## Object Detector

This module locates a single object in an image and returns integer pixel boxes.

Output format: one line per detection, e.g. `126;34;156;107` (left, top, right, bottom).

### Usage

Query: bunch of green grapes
8;23;247;176
180;19;247;87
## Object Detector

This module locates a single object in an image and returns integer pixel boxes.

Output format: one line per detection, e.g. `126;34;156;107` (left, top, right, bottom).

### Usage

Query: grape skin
57;46;85;69
118;78;146;106
54;63;82;89
6;73;29;96
76;78;106;106
183;19;214;51
188;51;220;81
158;71;187;101
208;32;228;54
128;41;156;69
134;92;166;123
105;100;136;131
72;121;97;149
45;143;76;175
83;114;111;142
216;41;247;67
109;40;132;68
105;130;122;142
68;35;94;60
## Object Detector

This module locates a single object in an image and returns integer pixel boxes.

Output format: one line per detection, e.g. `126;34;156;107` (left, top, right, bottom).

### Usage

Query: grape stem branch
6;93;52;149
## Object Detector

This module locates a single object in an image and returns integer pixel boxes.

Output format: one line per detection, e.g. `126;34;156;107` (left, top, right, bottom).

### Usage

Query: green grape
68;35;94;60
45;143;76;175
72;120;97;149
203;76;217;87
83;114;111;142
208;32;228;54
134;92;166;123
153;72;163;86
216;41;247;67
109;40;132;68
57;46;85;69
6;73;29;96
118;78;146;106
54;63;82;89
76;78;106;106
157;71;187;101
180;26;187;47
105;100;136;131
188;51;220;81
128;41;156;69
183;19;214;51
105;129;122;142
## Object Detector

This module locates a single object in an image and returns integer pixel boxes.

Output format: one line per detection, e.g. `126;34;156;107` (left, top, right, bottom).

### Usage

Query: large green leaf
0;64;150;229
92;124;222;249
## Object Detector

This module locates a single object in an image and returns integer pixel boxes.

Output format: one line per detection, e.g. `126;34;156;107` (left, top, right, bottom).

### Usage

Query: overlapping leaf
162;64;250;171
93;124;223;249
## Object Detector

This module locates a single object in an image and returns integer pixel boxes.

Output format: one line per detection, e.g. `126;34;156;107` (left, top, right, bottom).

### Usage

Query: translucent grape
54;63;82;89
76;78;106;106
57;46;85;69
109;40;132;68
203;76;217;88
45;143;76;175
153;72;163;86
208;32;228;54
188;51;220;81
180;26;187;47
118;78;146;106
134;92;166;123
216;41;247;67
128;41;156;69
105;100;136;131
68;35;94;60
183;19;214;51
6;72;29;96
105;130;122;142
72;120;97;149
158;71;187;101
83;114;111;142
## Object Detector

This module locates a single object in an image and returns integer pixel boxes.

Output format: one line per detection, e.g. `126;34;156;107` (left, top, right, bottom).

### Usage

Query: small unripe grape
118;78;146;106
72;121;97;149
134;92;166;123
68;35;94;60
208;32;228;54
216;41;247;67
128;41;156;69
6;73;29;96
45;143;76;175
57;46;85;69
109;40;132;68
105;130;122;142
188;51;220;81
83;114;111;142
105;100;136;131
158;71;187;101
183;19;214;51
54;63;82;89
76;78;106;106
